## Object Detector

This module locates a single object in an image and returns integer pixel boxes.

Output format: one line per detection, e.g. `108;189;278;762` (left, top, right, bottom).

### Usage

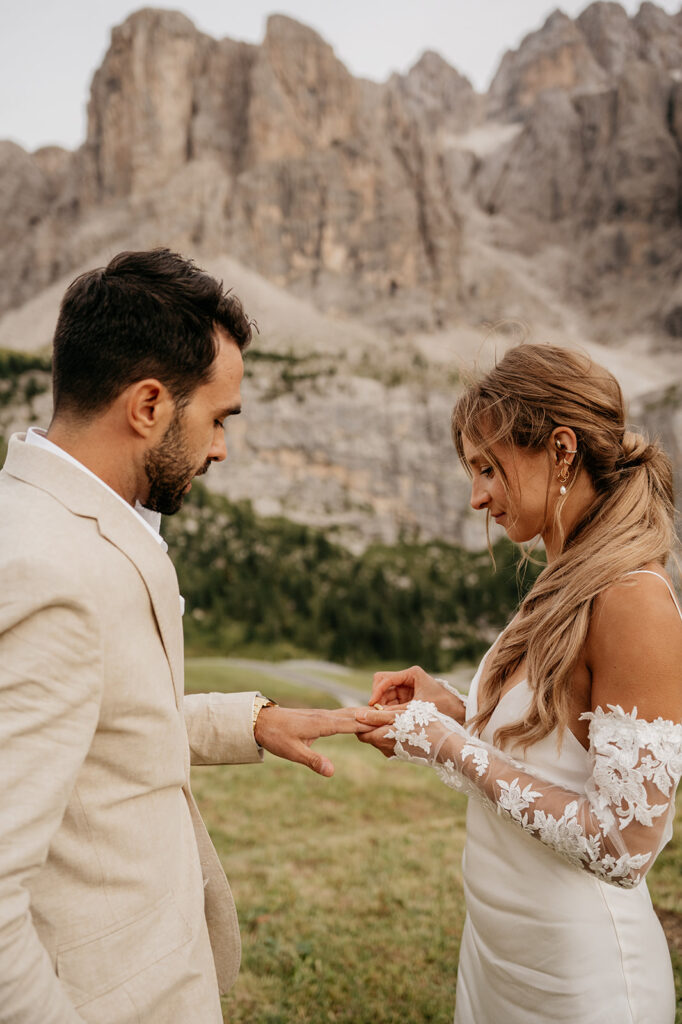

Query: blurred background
1;3;681;1019
1;0;680;667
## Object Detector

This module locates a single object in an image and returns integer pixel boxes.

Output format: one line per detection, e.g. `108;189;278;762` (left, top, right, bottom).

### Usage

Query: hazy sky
2;0;681;151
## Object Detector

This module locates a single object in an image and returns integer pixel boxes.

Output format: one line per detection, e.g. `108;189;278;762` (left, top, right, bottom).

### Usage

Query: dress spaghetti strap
625;569;682;620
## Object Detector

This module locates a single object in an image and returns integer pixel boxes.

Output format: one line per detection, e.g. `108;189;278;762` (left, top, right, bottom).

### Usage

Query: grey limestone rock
1;2;680;343
0;3;680;547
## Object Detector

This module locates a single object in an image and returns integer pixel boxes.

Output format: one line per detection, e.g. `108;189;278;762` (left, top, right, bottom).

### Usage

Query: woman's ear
548;425;577;468
549;427;578;466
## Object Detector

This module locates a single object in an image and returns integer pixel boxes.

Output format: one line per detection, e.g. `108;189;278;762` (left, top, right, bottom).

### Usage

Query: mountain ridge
1;2;680;548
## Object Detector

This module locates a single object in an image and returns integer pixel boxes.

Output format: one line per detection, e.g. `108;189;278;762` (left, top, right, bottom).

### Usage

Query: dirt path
221;657;367;707
219;658;475;707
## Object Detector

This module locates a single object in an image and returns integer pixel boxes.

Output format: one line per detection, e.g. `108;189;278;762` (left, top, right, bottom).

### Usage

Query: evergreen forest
165;482;542;669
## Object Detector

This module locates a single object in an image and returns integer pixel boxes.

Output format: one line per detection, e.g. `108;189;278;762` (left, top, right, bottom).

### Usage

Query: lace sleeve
387;701;682;888
434;677;468;713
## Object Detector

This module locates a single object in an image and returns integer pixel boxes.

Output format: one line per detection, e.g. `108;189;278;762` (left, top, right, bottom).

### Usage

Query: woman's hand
370;666;466;724
355;706;402;758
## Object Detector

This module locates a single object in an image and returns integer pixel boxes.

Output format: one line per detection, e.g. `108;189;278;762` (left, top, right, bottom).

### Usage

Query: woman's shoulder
591;564;680;625
586;563;682;720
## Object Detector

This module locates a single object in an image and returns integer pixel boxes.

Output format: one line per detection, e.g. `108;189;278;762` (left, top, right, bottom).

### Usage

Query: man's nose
208;431;228;463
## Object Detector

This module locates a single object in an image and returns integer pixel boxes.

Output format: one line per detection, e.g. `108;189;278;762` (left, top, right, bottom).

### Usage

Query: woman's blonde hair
452;344;675;750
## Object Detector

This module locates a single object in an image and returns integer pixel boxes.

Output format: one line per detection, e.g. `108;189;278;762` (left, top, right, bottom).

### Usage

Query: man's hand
254;706;373;777
370;666;466;724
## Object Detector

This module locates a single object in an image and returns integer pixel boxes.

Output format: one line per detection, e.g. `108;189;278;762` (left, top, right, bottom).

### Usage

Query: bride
357;344;682;1023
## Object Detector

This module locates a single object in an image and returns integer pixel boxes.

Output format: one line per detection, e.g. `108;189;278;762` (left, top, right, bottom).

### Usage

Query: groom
0;249;366;1023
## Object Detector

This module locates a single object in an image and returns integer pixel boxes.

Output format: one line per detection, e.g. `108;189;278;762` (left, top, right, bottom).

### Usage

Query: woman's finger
355;707;403;726
370;667;426;704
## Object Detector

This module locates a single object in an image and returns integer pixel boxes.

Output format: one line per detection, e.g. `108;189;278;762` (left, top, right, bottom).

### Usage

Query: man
0;249;365;1023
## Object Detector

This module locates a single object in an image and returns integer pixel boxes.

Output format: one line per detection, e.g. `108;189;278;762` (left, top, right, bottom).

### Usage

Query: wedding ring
374;703;384;711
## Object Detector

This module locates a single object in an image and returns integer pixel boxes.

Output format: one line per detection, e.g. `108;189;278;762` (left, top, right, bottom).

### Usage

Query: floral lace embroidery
435;677;468;710
387;700;682;888
388;700;439;760
462;743;489;777
581;704;682;828
434;760;467;792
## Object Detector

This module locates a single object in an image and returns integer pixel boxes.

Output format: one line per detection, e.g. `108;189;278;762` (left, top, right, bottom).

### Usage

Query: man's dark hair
52;249;252;417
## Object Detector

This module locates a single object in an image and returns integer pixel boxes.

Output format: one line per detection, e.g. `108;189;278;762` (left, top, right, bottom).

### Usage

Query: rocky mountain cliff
3;2;682;337
1;2;681;548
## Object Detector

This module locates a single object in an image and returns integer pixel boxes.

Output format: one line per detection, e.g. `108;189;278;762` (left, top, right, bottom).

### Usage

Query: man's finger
277;737;335;777
304;748;334;777
311;709;375;736
355;708;400;726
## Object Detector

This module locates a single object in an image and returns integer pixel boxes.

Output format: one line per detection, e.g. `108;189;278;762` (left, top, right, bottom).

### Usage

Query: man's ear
124;379;174;439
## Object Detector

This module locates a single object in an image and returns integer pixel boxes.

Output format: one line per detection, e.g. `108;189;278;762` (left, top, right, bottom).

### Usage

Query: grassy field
187;660;682;1024
186;659;342;709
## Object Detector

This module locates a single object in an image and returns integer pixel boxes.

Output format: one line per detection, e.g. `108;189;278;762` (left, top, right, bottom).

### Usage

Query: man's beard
143;411;211;516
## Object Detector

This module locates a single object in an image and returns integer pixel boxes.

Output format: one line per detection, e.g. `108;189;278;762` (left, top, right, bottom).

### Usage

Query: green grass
193;739;466;1024
0;348;51;410
187;662;682;1023
313;664;478;697
184;659;339;710
313;665;405;694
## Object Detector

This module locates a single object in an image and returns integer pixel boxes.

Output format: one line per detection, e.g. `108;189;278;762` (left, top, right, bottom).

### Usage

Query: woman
357;344;682;1023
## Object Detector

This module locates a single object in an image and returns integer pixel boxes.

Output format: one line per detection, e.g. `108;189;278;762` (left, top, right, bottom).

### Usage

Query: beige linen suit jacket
0;434;263;1023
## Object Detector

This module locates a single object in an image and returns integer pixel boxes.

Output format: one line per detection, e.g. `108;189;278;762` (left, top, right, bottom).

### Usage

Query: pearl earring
558;460;571;495
555;442;578;496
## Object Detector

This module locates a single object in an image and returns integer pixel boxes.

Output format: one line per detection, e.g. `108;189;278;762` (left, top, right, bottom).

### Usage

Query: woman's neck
542;471;597;563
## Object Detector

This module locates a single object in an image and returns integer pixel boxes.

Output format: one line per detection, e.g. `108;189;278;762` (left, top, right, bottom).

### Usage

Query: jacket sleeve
183;691;264;765
386;700;682;888
0;560;104;1023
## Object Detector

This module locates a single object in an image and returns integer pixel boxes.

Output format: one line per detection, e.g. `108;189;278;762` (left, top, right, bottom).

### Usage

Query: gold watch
252;693;276;733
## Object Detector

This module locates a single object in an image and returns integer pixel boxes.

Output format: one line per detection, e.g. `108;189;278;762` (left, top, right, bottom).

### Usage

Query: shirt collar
25;427;167;551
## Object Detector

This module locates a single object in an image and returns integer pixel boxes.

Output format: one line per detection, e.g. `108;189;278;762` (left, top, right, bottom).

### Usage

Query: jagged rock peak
85;7;212;199
265;13;333;48
0;0;680;350
112;6;198;36
260;11;353;88
410;49;468;79
406;49;475;94
488;5;608;119
488;1;680;120
576;2;640;74
634;1;682;69
395;49;480;132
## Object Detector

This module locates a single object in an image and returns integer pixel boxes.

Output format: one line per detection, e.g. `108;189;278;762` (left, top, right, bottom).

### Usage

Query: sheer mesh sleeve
434;677;468;713
387;701;682;888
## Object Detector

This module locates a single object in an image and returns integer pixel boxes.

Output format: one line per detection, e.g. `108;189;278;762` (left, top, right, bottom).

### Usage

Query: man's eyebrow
218;404;242;418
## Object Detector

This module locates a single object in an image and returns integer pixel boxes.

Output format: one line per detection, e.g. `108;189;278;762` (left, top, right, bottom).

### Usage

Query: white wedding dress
387;572;682;1024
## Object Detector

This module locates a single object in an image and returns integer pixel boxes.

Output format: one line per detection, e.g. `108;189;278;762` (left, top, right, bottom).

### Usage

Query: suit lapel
95;507;185;707
3;434;185;707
